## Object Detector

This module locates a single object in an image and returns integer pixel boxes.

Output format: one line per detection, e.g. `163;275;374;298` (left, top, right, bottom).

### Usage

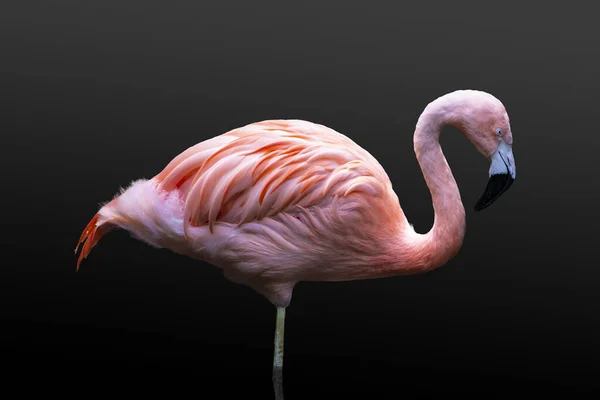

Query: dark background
2;1;598;398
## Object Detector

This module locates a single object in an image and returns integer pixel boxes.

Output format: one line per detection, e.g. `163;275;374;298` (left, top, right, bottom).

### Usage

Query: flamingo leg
273;306;286;400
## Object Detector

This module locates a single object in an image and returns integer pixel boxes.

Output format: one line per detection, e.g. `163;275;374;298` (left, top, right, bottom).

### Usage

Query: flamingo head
444;90;517;211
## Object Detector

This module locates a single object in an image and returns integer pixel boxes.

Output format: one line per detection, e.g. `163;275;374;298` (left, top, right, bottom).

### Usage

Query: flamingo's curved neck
407;97;467;272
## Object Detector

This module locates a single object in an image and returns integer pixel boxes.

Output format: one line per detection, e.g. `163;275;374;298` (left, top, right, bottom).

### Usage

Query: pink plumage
75;89;516;397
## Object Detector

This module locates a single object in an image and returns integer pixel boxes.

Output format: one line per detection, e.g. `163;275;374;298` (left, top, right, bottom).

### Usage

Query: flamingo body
77;119;426;306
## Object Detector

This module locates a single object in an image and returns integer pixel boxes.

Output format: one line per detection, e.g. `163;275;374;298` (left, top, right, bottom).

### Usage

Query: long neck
403;99;467;272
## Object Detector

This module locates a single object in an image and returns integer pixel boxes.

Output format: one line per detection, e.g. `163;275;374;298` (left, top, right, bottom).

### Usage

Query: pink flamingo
75;89;516;398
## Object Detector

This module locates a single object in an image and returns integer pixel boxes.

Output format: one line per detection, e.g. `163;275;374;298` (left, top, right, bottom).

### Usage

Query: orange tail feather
74;213;113;271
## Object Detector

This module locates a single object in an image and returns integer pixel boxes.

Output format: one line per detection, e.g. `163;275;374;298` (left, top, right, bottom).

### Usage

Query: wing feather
155;120;392;235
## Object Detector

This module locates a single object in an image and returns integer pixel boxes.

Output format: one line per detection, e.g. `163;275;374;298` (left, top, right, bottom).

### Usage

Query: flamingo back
155;120;399;238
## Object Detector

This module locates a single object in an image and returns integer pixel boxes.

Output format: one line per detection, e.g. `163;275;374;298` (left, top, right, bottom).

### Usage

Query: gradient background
2;1;599;398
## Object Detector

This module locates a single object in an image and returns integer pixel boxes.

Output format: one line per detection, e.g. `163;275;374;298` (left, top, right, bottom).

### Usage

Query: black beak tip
474;173;514;212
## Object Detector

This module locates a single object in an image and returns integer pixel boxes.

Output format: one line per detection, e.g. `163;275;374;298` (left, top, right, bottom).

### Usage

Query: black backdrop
2;2;599;398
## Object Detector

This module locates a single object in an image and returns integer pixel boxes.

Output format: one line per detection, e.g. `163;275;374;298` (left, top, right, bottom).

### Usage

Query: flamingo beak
474;140;516;211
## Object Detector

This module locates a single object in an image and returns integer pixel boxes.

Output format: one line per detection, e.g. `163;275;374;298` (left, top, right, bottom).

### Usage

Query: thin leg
273;306;286;400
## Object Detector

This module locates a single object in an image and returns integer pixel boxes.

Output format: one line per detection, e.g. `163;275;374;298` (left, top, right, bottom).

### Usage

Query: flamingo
75;89;516;399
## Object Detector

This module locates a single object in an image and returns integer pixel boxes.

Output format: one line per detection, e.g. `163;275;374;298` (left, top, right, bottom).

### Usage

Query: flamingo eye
495;128;503;136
